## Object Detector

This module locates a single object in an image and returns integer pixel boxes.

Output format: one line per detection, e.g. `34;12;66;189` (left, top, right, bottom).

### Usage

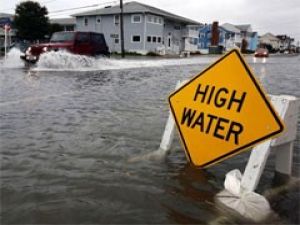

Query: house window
189;37;198;45
115;38;119;44
110;33;119;38
147;36;151;42
96;16;101;24
83;17;88;26
114;15;120;25
158;37;161;43
174;25;181;30
132;35;141;42
132;14;141;23
152;36;157;43
147;15;162;25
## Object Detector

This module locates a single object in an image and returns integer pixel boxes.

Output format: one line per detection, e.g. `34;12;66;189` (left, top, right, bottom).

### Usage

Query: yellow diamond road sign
169;49;284;168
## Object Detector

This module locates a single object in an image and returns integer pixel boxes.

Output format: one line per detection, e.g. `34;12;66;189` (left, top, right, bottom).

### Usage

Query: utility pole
120;0;125;58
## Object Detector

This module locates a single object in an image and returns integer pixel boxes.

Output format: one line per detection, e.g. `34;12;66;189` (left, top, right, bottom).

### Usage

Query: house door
167;35;171;49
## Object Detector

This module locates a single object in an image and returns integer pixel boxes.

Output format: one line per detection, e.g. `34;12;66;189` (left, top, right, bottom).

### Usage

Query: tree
13;1;49;41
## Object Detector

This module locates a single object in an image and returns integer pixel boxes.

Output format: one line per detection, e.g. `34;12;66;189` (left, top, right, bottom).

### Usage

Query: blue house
248;32;258;52
199;23;258;53
198;24;234;53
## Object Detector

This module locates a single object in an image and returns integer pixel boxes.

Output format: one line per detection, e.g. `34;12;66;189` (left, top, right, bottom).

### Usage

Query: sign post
169;49;284;168
4;24;7;59
4;24;10;60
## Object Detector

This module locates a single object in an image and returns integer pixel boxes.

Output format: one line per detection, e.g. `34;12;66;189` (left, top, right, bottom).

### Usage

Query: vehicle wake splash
34;51;160;71
33;51;217;72
0;48;24;69
36;51;97;70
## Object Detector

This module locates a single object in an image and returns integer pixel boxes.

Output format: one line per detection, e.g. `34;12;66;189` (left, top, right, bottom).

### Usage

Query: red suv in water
21;31;110;63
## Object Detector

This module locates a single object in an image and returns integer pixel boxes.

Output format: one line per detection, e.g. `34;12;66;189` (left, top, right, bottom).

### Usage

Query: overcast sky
1;0;300;42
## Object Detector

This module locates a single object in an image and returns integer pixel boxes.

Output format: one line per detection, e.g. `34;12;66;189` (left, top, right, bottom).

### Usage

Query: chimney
211;21;219;46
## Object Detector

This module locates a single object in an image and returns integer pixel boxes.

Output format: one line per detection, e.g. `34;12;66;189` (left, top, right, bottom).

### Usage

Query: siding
144;14;164;53
164;20;184;54
76;13;192;54
76;14;146;53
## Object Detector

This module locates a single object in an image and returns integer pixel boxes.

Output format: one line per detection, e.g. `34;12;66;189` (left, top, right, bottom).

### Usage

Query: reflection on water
0;54;299;224
260;66;267;81
252;56;267;64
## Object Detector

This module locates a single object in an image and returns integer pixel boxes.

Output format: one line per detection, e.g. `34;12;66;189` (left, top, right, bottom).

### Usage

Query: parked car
20;31;110;63
254;48;269;57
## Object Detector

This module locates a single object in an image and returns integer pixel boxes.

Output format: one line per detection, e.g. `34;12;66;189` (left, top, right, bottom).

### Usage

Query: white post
159;80;188;152
128;80;188;163
240;140;273;192
159;107;176;151
8;28;11;49
4;26;7;60
240;95;299;192
271;95;299;175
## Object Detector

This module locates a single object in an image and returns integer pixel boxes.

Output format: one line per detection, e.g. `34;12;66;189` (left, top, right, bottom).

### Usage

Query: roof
235;24;251;32
200;23;234;34
250;31;257;38
50;18;76;25
0;13;14;18
260;33;280;41
221;23;241;33
72;1;200;25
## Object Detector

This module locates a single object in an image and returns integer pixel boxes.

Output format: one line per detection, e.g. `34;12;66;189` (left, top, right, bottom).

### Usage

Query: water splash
0;48;24;69
34;51;217;72
36;51;97;70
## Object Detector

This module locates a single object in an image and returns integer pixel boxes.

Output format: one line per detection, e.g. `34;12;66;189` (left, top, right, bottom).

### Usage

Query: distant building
198;23;259;53
221;23;258;52
50;18;76;31
0;13;13;26
259;33;280;50
220;23;242;49
276;35;294;52
248;32;258;52
0;13;16;49
198;23;237;53
72;1;201;55
235;24;258;52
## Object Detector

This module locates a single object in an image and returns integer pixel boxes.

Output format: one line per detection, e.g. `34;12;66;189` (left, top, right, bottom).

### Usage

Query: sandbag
217;169;272;222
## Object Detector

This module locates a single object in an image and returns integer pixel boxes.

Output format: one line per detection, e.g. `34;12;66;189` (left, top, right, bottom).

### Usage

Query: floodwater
0;49;299;224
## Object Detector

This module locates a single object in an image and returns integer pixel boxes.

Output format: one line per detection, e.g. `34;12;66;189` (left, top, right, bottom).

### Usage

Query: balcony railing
182;29;199;38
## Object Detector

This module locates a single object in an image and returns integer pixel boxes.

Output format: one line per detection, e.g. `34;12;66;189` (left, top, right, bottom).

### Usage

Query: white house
259;33;280;50
72;1;202;55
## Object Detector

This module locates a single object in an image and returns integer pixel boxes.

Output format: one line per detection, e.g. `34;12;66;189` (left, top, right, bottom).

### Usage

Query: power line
50;4;99;13
0;0;58;11
48;1;118;15
0;0;117;13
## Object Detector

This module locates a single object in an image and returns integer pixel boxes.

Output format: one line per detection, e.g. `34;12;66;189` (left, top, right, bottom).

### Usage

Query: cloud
2;0;300;41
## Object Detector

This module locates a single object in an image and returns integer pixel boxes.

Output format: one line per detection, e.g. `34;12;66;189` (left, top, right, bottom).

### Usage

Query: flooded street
0;51;299;224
